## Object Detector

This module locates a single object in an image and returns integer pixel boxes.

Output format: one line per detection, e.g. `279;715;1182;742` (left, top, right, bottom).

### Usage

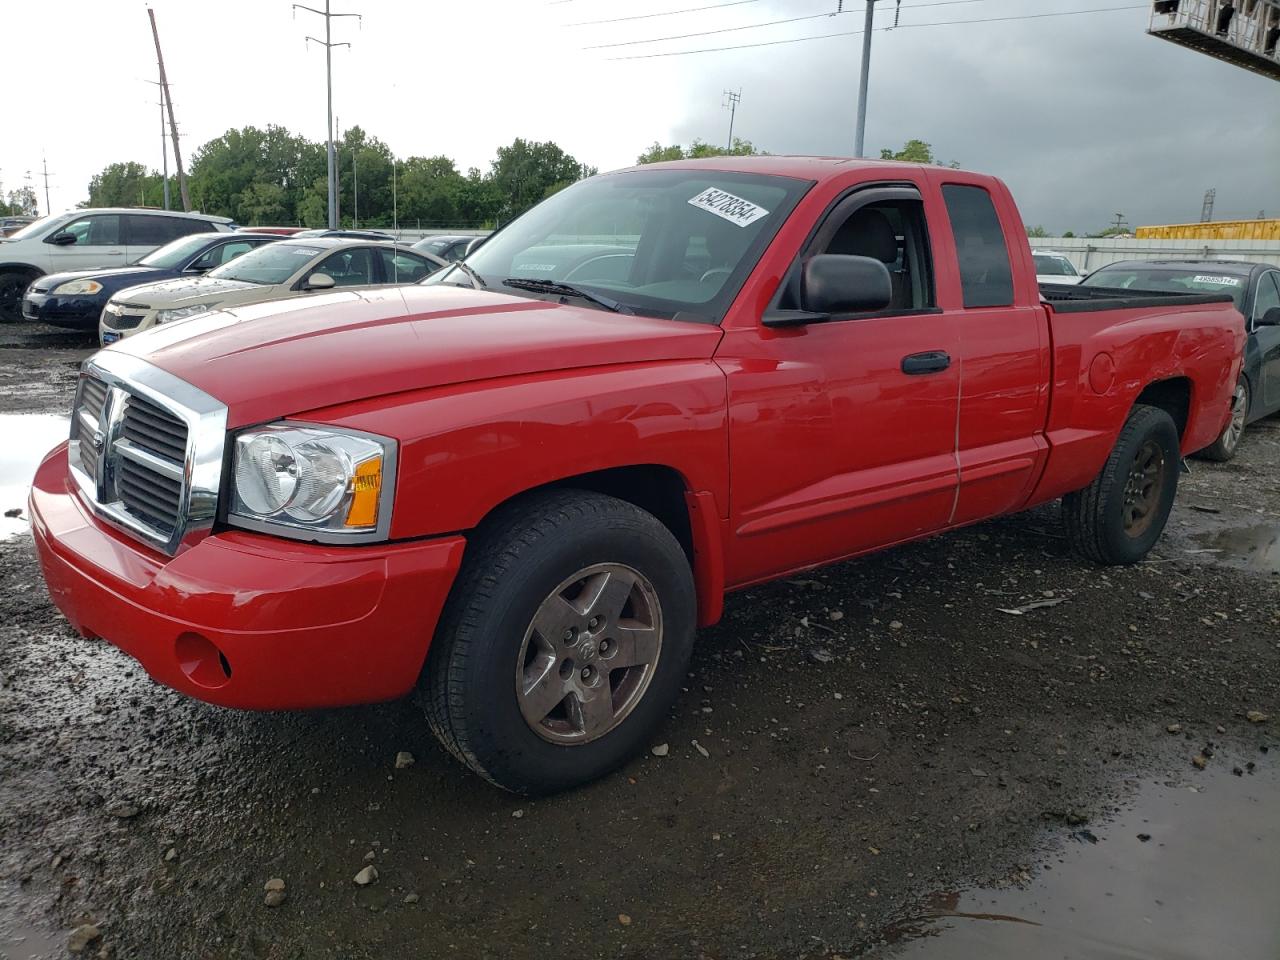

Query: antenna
147;8;190;211
722;88;742;151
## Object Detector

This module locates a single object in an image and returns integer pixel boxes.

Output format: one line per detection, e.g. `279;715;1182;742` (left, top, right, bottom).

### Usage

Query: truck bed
1039;283;1234;314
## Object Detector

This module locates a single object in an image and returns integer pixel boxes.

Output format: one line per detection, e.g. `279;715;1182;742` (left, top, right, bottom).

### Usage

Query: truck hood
109;285;724;428
113;274;259;307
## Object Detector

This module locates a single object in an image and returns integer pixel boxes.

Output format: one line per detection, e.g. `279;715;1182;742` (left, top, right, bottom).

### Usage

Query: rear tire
1197;377;1248;463
0;269;37;323
419;489;695;794
1063;404;1180;565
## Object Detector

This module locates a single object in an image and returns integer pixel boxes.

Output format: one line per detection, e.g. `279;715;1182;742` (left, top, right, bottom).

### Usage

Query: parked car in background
33;157;1242;795
99;238;445;344
293;228;396;241
1033;250;1084;286
238;226;307;236
412;234;477;262
1;215;36;237
22;232;281;331
1080;259;1279;460
0;208;234;321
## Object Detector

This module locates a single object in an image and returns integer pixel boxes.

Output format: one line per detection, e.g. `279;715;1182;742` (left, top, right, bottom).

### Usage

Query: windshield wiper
502;278;634;315
450;260;487;289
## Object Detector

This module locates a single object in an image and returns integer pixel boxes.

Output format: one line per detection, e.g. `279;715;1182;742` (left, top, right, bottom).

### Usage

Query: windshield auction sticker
687;188;769;228
1192;275;1242;286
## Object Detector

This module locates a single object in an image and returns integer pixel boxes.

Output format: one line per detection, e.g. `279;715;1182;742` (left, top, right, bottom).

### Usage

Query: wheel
1197;377;1249;462
420;489;696;794
1063;403;1180;565
0;269;37;322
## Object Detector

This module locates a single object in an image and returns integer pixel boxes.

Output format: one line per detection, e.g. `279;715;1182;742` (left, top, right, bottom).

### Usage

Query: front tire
1197;377;1249;463
420;490;696;794
1063;404;1180;565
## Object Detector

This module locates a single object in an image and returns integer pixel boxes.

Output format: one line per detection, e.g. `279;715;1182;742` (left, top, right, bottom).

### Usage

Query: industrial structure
1137;219;1280;241
1149;0;1280;80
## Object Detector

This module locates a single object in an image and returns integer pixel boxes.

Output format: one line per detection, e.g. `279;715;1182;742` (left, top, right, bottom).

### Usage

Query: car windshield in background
427;169;811;322
138;235;215;270
1082;266;1249;309
3;214;61;241
1034;255;1077;276
208;243;323;284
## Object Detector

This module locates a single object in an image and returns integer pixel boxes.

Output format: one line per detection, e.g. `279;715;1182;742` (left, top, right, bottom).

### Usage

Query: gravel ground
0;322;1276;960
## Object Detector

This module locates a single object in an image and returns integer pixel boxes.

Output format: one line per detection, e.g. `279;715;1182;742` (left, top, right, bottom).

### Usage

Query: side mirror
800;254;893;316
1259;306;1280;327
304;272;335;291
48;232;77;246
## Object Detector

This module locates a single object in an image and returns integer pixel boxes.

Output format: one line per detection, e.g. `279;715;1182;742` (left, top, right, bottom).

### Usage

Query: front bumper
22;290;103;329
29;443;466;710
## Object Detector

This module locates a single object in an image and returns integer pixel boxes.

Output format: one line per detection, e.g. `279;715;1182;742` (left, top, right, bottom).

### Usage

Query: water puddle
868;761;1280;959
0;415;68;542
1191;524;1280;575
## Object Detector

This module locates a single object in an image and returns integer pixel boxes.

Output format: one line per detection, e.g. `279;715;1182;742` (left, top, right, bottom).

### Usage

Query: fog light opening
175;632;233;689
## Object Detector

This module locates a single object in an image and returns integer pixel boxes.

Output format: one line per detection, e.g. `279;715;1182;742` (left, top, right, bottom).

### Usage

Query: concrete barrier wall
1029;238;1280;271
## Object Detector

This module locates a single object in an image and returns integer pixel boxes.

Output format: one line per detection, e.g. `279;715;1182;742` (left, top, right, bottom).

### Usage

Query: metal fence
1031;237;1280;271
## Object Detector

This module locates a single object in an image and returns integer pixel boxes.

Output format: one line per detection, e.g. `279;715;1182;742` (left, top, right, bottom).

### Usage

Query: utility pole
854;0;877;157
391;159;397;233
159;83;170;209
147;8;190;211
722;88;741;151
295;1;361;230
352;147;358;228
40;157;53;215
1111;213;1129;234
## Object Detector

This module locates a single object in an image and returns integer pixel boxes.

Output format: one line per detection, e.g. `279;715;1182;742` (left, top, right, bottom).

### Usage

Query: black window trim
1252;268;1280;327
764;182;942;328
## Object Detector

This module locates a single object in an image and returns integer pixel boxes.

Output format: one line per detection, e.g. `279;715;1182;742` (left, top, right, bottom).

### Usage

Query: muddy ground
1;323;1276;960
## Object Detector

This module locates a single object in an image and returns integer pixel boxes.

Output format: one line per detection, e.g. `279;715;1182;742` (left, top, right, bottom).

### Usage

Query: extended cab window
942;185;1014;308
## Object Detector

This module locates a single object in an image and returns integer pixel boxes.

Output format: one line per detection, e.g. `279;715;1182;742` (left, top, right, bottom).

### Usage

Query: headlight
53;279;103;295
229;424;394;541
155;302;217;325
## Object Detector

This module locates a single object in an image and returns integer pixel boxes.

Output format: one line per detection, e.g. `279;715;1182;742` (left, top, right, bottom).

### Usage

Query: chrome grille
68;353;227;555
102;312;145;330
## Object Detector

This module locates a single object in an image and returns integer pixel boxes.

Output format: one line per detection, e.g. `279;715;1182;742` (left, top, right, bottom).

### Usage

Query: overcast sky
2;0;1277;233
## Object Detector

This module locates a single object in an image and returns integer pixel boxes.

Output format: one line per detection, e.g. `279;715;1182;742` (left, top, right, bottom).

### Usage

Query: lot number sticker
1192;275;1242;286
688;188;769;228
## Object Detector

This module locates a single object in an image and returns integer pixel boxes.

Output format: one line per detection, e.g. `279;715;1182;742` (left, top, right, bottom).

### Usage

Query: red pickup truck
30;157;1242;794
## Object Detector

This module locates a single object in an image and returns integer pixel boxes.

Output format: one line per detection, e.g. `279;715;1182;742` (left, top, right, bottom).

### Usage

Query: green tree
1026;225;1049;238
636;137;762;164
1063;230;1076;238
237;181;289;226
879;139;960;168
6;184;38;217
86;162;167;208
489;138;591;221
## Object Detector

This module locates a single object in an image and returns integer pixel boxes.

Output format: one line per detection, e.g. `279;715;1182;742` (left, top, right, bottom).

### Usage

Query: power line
585;0;986;50
567;0;760;27
604;4;1147;60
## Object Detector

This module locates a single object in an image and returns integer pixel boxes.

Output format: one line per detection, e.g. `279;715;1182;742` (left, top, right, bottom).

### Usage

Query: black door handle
901;351;952;375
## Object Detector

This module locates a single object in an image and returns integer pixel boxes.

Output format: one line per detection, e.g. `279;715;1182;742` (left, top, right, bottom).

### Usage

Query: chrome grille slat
68;356;226;556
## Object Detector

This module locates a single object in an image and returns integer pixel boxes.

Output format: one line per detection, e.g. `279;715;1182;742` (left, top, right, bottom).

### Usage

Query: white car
1033;250;1084;286
0;208;233;321
99;237;445;345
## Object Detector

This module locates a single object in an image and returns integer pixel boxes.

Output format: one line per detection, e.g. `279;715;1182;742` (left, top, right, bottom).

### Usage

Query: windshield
1033;254;1077;276
1082;265;1249;309
138;234;215;269
4;213;66;241
427;168;811;322
208;243;324;284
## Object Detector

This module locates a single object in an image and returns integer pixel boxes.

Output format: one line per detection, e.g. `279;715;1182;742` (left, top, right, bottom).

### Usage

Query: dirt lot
1;323;1277;960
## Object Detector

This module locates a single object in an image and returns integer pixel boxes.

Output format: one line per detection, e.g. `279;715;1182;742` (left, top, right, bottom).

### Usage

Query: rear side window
942;185;1014;308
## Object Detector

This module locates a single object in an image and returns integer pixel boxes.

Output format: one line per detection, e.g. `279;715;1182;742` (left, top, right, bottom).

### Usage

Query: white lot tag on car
687;188;769;228
1192;275;1242;286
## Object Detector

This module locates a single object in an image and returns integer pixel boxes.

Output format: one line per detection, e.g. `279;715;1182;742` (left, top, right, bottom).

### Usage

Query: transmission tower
1201;188;1216;223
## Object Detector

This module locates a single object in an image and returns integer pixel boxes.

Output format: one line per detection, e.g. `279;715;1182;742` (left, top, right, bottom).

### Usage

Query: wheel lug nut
563;628;576;642
588;617;600;630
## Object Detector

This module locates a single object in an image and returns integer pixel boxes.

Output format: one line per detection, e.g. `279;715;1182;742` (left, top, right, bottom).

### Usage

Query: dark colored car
0;216;36;237
1081;259;1280;460
22;232;280;331
411;234;478;262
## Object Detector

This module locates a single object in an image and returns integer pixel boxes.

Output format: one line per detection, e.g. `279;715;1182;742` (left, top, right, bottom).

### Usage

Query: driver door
46;214;125;271
718;184;961;586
